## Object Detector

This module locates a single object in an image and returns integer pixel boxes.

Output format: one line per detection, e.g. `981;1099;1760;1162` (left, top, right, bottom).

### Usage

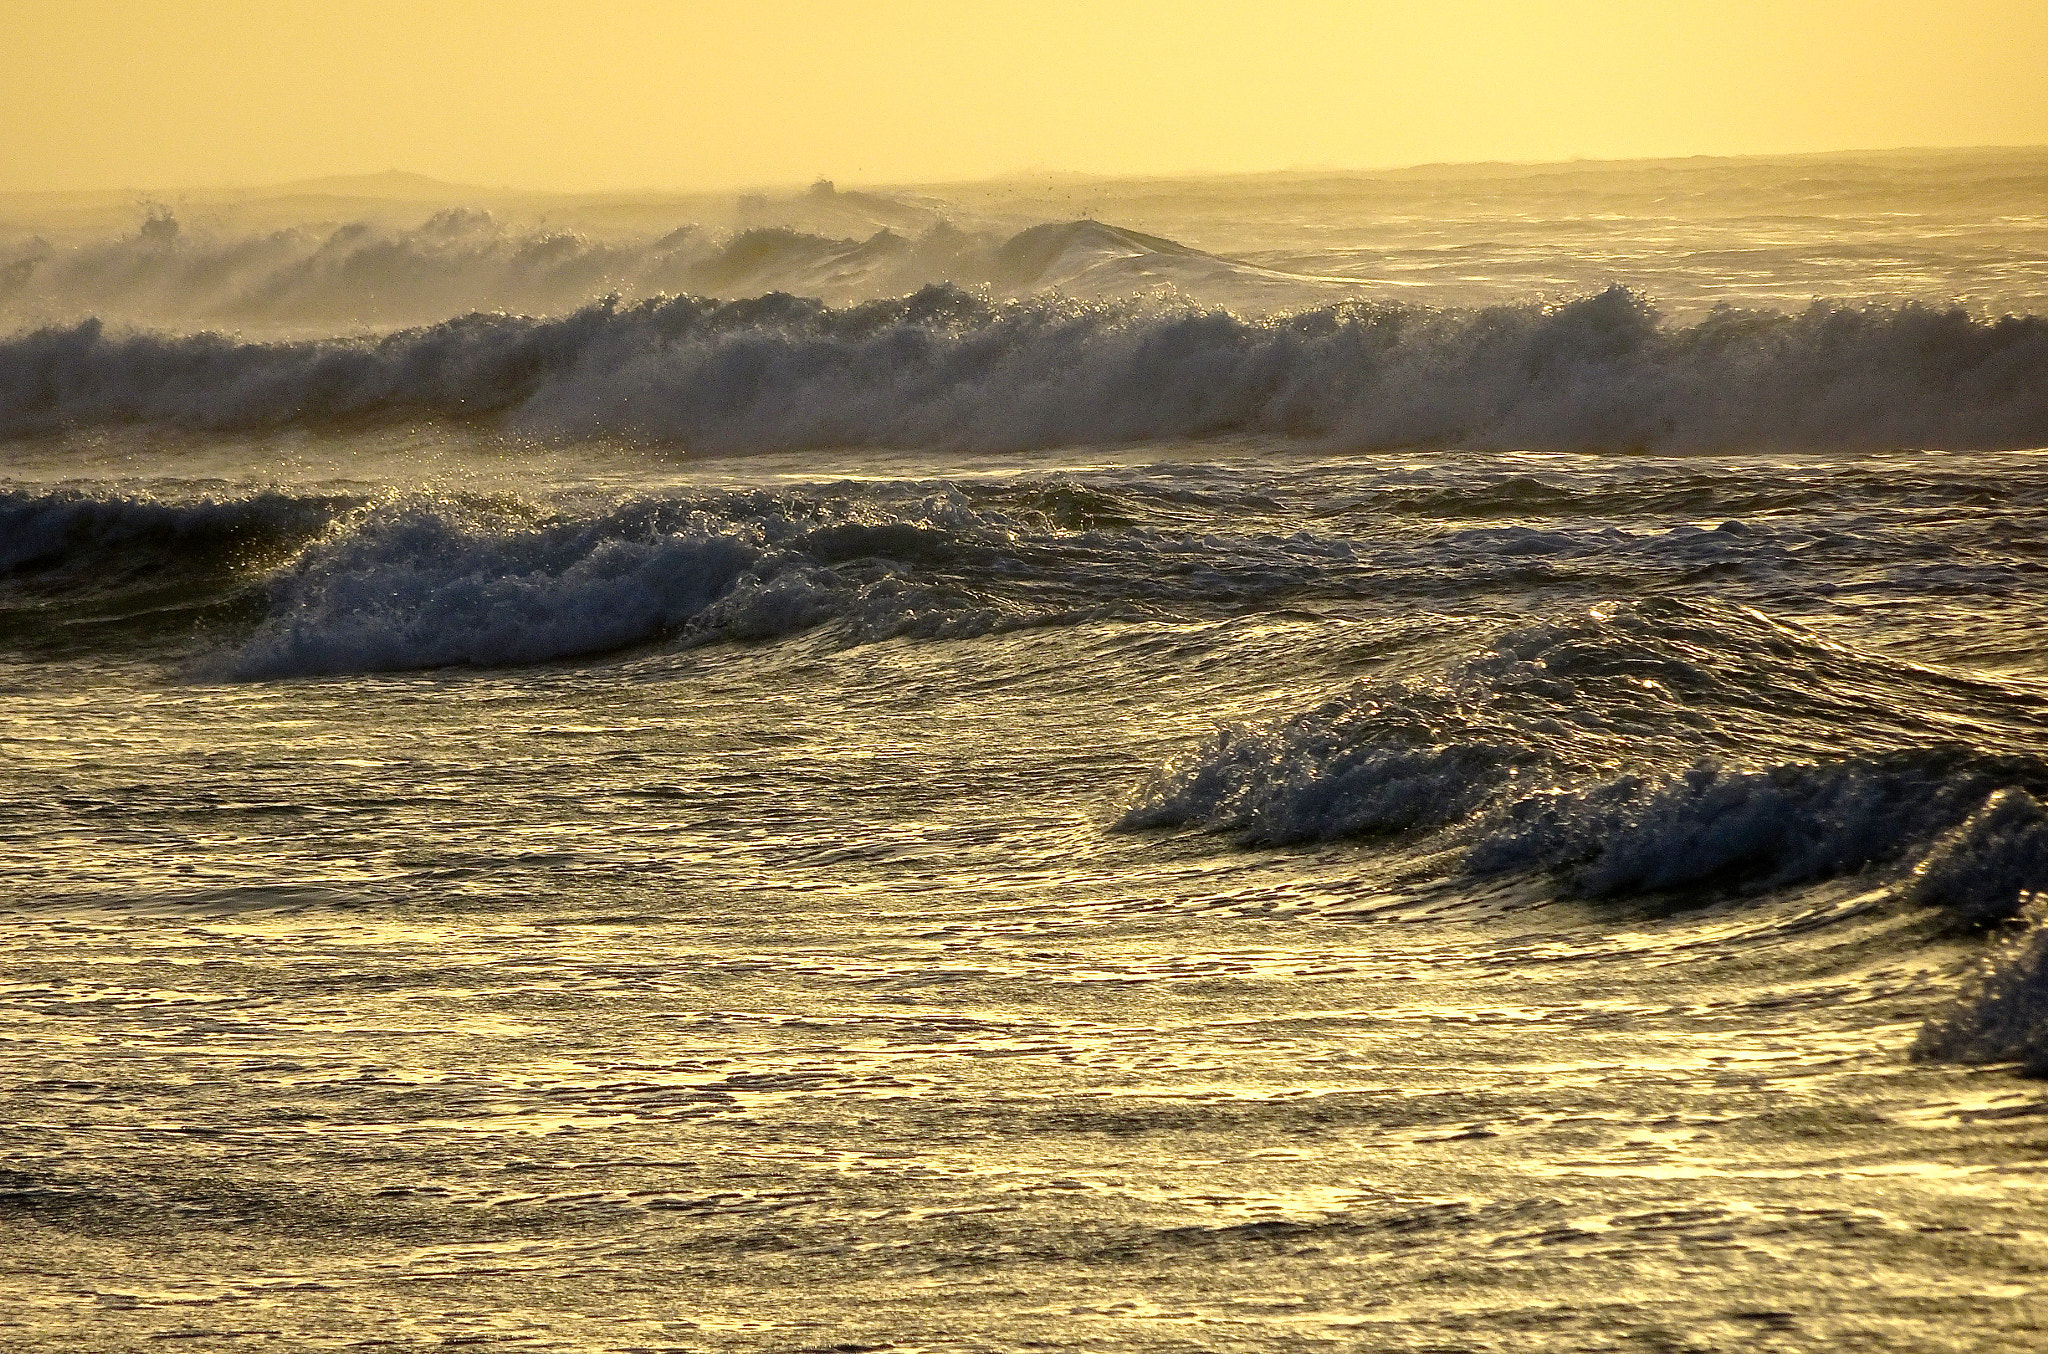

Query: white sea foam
191;483;1116;678
6;287;2047;453
214;497;770;678
1115;686;1540;843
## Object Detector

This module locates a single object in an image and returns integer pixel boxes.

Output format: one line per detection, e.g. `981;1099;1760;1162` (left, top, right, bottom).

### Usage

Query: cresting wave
0;210;1316;328
1121;598;2048;1066
0;485;340;579
0;482;1152;675
0;486;352;649
6;286;2048;452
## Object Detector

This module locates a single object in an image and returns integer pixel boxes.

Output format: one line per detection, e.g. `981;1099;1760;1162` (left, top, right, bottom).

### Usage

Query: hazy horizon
2;140;2042;207
9;1;2048;194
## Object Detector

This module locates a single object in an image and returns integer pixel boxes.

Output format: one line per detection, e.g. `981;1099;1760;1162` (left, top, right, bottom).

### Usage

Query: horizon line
3;141;2045;202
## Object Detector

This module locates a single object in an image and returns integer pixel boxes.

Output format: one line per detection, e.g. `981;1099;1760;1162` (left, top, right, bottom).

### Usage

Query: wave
0;479;1157;675
1465;751;2048;904
24;484;2043;683
222;495;1154;679
0;211;1326;330
1123;598;2048;1066
1122;598;2048;909
0;486;349;650
5;287;2045;453
214;496;768;678
0;485;340;580
1913;890;2048;1071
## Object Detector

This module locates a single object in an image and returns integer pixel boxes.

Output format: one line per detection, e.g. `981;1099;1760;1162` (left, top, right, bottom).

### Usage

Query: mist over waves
6;153;2047;456
0;194;1342;331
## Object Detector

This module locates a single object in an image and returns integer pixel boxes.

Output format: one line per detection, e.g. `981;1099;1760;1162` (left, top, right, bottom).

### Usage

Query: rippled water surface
6;437;2048;1350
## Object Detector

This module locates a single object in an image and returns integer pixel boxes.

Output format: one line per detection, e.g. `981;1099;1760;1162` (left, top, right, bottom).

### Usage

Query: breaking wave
5;286;2048;453
1124;597;2048;1065
216;488;1144;678
0;210;1322;329
1122;598;2048;911
0;480;1162;675
215;497;768;678
0;486;347;650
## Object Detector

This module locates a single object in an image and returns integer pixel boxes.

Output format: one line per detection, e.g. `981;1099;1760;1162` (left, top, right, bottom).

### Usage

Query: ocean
5;148;2048;1350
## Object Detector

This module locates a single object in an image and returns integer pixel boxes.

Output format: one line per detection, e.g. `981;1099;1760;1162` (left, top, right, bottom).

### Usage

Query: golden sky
6;0;2046;192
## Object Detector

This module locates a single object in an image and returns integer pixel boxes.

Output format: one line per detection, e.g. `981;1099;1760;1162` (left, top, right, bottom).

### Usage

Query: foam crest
1902;789;2048;933
6;288;2048;453
217;497;769;678
198;481;1117;677
1117;687;1542;844
1124;599;2048;915
1468;751;2048;903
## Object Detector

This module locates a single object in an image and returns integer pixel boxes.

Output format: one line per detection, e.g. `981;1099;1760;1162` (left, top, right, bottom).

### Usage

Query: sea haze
5;150;2048;1351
